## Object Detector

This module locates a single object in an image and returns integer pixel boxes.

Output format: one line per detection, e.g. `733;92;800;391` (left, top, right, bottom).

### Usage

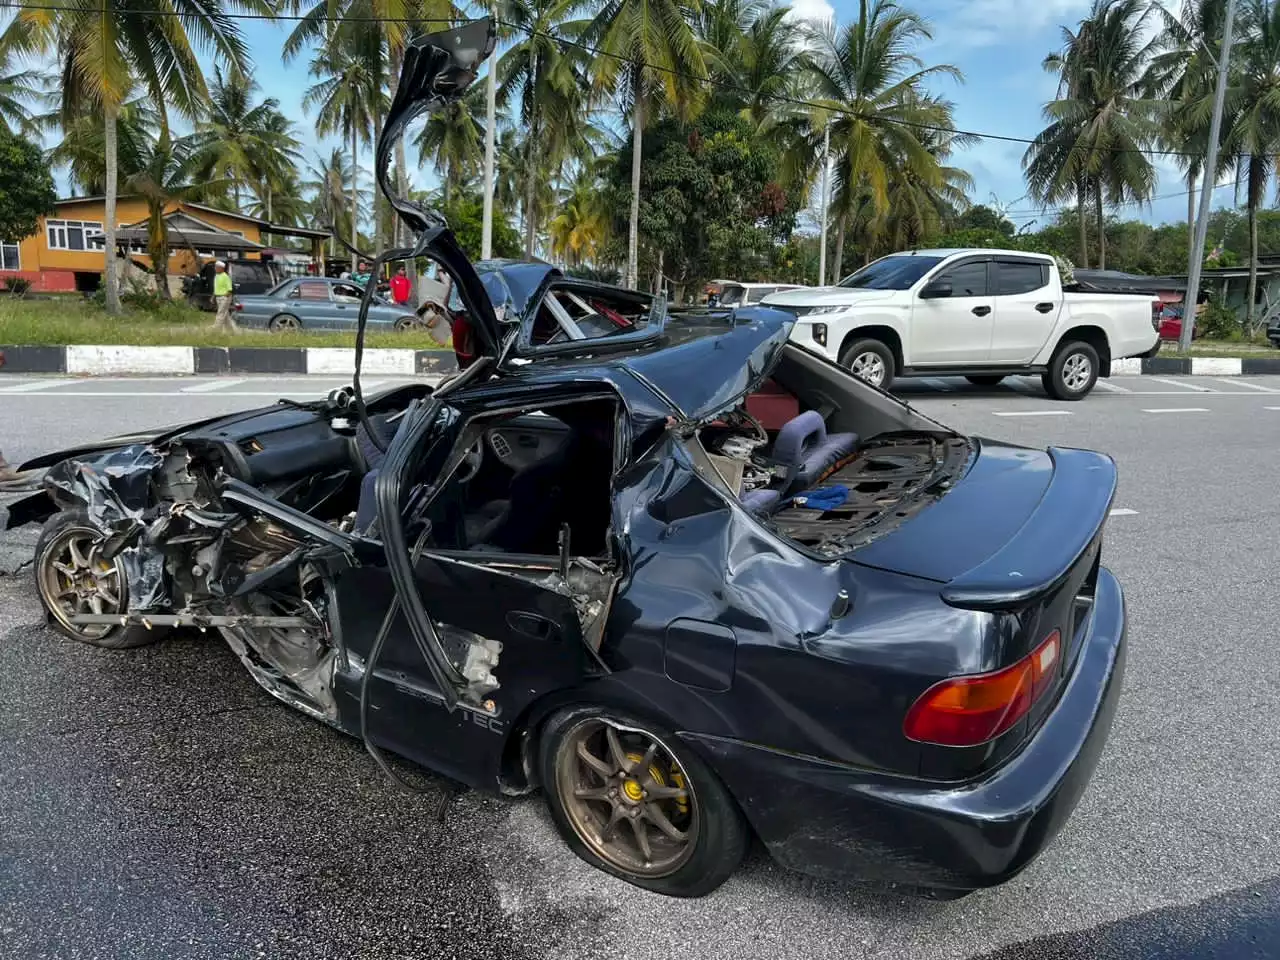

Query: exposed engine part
216;563;339;721
159;446;199;502
458;633;503;695
225;518;305;571
436;624;503;697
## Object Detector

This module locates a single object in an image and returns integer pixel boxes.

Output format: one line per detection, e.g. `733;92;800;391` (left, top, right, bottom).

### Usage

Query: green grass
1158;337;1277;359
0;296;452;350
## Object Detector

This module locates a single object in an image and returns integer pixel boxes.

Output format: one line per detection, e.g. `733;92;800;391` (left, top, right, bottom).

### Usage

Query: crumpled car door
370;399;590;721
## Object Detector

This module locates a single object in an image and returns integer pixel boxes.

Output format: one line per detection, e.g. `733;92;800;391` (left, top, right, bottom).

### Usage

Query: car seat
741;410;858;515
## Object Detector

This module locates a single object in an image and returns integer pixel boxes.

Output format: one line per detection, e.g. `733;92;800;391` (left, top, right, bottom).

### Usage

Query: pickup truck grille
772;304;817;317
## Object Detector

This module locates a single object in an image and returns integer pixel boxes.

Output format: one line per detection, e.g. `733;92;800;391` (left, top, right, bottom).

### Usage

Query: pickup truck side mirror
919;278;953;299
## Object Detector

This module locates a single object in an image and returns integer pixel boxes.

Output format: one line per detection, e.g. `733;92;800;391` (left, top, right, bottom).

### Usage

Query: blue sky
218;0;1238;230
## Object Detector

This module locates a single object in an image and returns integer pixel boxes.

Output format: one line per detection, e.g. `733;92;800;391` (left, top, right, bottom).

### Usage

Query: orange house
1;197;326;293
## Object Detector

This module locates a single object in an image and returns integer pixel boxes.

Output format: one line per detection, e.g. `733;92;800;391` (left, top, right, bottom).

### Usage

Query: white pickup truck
761;248;1161;399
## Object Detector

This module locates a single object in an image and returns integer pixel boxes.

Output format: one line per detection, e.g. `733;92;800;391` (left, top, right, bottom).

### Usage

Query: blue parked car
234;277;422;333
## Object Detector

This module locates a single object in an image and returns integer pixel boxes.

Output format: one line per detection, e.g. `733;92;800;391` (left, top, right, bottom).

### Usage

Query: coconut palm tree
1144;0;1229;262
303;148;358;257
304;33;382;254
699;0;810;130
0;0;260;313
0;61;45;139
126;131;219;298
45;93;160;195
498;0;592;257
416;84;486;205
1222;0;1280;332
877;100;976;251
549;169;608;265
193;67;303;216
587;0;707;287
801;1;963;267
1025;0;1160;269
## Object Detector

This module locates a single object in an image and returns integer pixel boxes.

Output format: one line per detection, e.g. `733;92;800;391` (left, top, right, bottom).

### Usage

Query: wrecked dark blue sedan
5;20;1125;899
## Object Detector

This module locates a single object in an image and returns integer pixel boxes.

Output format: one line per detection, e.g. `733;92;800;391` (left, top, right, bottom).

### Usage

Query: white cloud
927;0;1093;50
786;0;836;23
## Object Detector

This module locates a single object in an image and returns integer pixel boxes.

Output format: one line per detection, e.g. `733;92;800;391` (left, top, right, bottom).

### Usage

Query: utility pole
1181;0;1237;352
481;11;497;261
817;117;831;286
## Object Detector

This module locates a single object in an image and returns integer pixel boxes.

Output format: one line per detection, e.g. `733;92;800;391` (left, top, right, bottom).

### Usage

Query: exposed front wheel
1043;341;1100;400
539;706;748;897
838;338;896;390
34;510;163;649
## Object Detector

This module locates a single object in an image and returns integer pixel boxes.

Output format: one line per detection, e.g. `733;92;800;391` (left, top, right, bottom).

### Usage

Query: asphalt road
2;372;1279;960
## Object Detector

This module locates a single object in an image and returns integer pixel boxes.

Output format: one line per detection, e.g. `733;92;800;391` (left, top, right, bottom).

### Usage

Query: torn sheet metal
43;444;163;532
43;444;171;611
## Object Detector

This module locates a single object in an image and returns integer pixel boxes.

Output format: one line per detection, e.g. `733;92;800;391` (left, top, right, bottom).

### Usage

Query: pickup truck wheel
540;705;748;897
1043;341;1099;400
965;375;1005;387
839;338;895;390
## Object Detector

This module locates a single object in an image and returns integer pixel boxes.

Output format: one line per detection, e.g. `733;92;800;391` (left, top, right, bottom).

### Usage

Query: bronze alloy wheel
37;525;126;641
555;718;699;879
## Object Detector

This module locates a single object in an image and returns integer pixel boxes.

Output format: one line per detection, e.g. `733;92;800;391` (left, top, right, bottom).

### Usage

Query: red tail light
235;303;243;311
904;630;1062;747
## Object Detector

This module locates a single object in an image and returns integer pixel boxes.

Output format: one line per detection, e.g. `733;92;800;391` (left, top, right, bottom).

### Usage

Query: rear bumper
684;567;1126;893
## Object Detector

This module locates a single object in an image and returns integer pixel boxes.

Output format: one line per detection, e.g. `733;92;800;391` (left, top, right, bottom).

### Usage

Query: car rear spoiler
940;446;1117;611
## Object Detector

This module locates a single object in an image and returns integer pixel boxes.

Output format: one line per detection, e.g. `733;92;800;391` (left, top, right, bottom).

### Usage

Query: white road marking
1147;377;1215;393
1141;407;1210;414
992;410;1074;417
0;379;88;392
1109;508;1139;516
1219;378;1280;392
1265;406;1280;411
181;378;246;393
1094;380;1133;393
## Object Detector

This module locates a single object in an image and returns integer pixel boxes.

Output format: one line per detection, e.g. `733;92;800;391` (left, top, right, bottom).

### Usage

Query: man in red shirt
390;266;412;305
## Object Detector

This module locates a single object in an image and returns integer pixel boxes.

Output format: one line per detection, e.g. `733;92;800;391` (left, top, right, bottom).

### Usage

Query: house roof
112;210;265;251
53;196;330;240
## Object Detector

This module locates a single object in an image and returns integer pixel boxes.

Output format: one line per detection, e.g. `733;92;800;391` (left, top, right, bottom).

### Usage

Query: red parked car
1157;299;1207;341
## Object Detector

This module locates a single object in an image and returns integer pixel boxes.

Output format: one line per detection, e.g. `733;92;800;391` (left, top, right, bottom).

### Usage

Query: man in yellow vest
213;260;236;331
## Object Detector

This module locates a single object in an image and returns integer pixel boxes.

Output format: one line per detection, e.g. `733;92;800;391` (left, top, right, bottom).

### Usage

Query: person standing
390;266;411;305
213;260;236;331
352;260;372;287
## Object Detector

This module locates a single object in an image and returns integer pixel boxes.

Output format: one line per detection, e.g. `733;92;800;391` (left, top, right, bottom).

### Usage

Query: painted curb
2;344;1279;378
0;344;455;376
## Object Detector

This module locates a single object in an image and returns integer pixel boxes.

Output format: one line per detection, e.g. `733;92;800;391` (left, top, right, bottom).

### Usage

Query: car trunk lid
852;439;1116;609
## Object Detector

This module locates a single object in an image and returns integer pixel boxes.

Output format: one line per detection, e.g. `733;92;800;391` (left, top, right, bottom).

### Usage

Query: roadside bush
1198;291;1240;340
1;276;30;296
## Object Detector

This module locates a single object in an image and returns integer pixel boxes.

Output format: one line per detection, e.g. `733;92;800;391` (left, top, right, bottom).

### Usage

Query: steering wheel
456;438;483;483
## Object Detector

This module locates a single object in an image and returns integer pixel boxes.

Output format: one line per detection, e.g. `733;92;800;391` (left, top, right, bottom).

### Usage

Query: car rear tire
965;375;1005;387
269;313;301;332
539;705;748;898
838;338;896;390
34;510;165;649
1042;340;1100;400
394;315;425;332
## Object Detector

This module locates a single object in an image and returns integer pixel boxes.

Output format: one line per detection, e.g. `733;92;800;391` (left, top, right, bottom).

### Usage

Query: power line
999;179;1244;218
0;0;1220;162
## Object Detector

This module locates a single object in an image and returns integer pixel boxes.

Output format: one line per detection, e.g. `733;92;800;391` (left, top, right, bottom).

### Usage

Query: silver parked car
234;277;423;333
